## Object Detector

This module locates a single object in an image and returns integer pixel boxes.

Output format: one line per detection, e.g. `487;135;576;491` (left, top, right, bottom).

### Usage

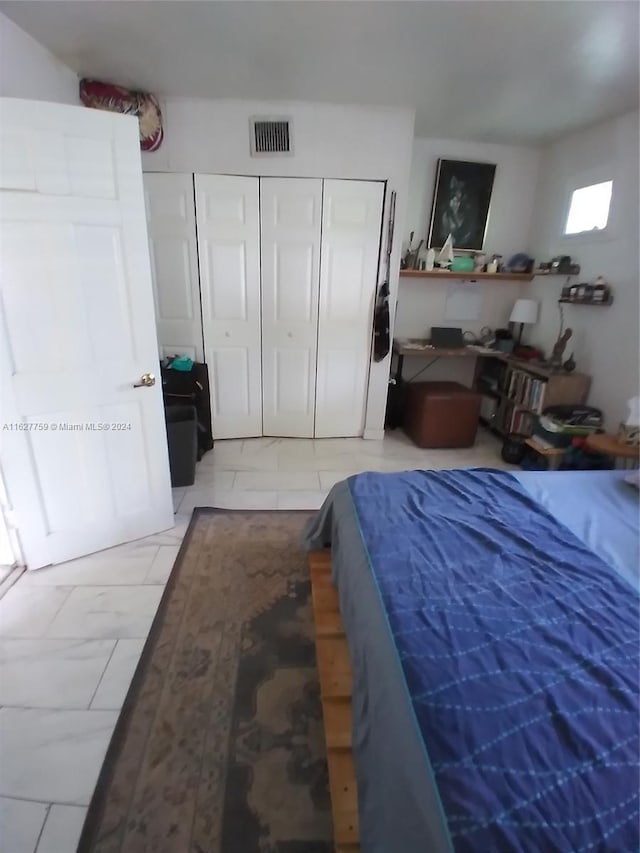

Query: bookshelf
474;356;591;438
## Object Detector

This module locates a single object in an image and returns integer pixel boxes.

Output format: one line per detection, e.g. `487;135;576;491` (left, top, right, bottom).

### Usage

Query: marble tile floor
0;429;510;852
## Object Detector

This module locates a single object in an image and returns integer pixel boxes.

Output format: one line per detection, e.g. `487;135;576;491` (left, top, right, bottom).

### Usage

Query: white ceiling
2;0;638;144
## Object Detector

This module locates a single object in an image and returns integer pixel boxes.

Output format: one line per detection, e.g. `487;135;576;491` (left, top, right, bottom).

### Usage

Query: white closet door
261;178;322;438
315;180;385;438
143;173;203;361
195;174;262;439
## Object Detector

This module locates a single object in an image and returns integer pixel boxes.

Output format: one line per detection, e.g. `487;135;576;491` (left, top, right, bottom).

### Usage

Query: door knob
133;372;156;388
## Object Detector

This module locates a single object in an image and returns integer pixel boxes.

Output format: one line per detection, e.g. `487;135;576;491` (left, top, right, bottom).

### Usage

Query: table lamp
509;298;539;346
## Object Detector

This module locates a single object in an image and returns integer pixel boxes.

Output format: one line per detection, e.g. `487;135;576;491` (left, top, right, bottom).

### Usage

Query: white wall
525;111;639;428
143;97;416;438
405;137;541;255
0;12;78;104
396;137;541;384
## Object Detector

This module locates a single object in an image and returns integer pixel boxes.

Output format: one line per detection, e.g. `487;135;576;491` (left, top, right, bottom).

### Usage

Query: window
564;180;613;235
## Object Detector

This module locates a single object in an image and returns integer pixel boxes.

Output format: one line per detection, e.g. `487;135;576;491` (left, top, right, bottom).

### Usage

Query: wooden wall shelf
558;298;613;307
400;269;534;282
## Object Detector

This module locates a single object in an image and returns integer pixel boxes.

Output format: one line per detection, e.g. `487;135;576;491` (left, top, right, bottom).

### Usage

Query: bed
304;469;639;853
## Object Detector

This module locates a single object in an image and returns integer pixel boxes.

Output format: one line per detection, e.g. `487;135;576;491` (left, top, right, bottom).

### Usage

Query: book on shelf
501;401;536;436
504;368;546;414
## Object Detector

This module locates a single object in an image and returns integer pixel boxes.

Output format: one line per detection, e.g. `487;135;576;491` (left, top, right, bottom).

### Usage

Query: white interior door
261;178;322;438
143;172;203;361
0;508;15;567
0;98;173;569
315;180;384;438
195;174;262;439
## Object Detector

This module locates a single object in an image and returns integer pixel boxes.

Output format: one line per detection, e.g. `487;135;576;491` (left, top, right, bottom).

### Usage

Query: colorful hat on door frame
79;79;163;152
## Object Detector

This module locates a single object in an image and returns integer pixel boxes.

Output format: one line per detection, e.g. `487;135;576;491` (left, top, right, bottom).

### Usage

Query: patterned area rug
78;509;332;853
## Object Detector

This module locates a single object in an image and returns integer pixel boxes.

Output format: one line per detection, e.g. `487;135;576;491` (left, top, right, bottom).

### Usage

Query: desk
393;338;495;384
389;339;592;437
387;339;493;429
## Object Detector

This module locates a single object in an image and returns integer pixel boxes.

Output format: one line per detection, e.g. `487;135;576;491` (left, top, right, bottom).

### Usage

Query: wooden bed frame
308;550;361;852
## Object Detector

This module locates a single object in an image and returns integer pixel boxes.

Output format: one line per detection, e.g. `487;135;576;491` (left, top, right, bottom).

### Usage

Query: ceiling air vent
250;117;293;156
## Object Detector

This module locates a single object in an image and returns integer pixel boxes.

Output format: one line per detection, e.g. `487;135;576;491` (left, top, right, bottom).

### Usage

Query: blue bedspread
348;469;639;853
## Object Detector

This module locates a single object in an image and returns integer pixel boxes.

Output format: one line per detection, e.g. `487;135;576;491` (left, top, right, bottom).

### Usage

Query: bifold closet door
143;173;203;360
260;178;323;438
195;174;262;439
315;180;385;437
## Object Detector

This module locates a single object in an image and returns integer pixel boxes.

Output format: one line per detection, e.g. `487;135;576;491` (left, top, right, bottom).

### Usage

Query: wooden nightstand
585;434;640;469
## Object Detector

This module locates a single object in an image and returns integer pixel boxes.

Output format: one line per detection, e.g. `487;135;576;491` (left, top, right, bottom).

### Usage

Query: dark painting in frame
427;158;496;251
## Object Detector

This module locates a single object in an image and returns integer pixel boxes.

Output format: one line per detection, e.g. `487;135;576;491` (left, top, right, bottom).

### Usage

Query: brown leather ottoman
404;381;481;448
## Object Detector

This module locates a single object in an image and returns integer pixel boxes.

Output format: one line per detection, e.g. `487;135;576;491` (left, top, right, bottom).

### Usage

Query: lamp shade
510;298;539;325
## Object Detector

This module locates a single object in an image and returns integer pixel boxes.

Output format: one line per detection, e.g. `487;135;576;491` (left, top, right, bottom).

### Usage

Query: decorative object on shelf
435;233;454;268
563;352;577;373
617;396;640;446
401;231;415;269
550;255;573;274
474;252;486;272
509;298;540;346
479;326;495;346
550;328;573;369
548;300;571;369
592;276;610;302
514;345;544;361
535;258;580;276
411;239;424;269
416;244;429;270
450;255;475;273
494;328;514;353
79;79;163;151
508;253;535;274
427;158;496;251
425;247;435;271
403;233;424;270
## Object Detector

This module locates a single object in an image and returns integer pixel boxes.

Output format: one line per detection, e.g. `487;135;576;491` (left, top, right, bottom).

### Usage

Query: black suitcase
161;361;214;460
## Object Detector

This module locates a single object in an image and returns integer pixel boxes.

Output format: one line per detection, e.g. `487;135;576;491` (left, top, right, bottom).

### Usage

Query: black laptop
430;327;465;348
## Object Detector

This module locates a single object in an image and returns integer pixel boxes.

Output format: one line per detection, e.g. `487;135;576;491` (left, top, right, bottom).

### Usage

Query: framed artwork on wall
427;158;496;250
